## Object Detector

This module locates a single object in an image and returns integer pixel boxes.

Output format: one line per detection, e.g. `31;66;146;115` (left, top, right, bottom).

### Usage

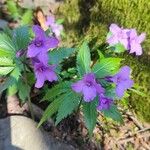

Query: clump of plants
0;22;146;135
58;0;150;122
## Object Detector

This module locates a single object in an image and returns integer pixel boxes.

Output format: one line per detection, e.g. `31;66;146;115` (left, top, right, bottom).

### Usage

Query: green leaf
3;27;13;39
77;41;91;76
7;0;20;19
0;57;14;66
26;72;35;86
42;81;71;101
11;66;21;81
18;80;30;102
82;100;97;136
106;32;112;39
49;47;76;65
38;93;69;128
4;66;21;94
109;43;126;53
55;91;80;125
0;49;14;57
98;51;105;60
21;10;33;25
7;83;18;96
56;19;64;24
13;26;30;50
92;58;122;78
0;57;15;75
0;66;14;75
0;33;16;57
0;66;21;93
105;88;117;99
0;77;16;93
102;105;123;123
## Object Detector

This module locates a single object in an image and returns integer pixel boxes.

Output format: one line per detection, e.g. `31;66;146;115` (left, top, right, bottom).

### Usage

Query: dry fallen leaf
35;8;48;31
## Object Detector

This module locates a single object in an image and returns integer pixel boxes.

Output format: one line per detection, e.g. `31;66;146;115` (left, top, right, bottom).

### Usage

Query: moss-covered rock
58;0;150;122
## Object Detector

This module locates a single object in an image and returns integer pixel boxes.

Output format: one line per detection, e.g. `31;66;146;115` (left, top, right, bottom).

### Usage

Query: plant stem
76;98;82;115
27;92;35;120
23;65;35;120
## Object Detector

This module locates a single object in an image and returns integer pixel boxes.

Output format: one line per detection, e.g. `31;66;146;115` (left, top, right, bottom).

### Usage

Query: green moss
58;0;150;122
125;55;150;122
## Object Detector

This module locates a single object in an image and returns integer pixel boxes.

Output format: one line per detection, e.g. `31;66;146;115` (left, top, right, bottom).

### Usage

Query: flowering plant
0;23;145;135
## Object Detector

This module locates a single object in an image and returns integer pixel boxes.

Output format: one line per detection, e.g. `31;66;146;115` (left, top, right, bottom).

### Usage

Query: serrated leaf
82;100;97;136
42;81;72;101
77;41;91;76
0;57;15;67
26;72;35;86
0;77;16;93
13;26;30;50
0;57;14;66
21;10;33;25
102;105;123;123
0;66;14;75
7;83;18;96
49;47;76;65
0;33;16;56
18;80;30;102
0;48;13;57
38;93;70;128
11;66;21;81
92;58;122;78
55;91;80;125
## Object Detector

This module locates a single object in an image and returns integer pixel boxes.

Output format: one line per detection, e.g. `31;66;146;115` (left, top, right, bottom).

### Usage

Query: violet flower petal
71;80;84;93
82;86;97;102
27;43;41;58
35;71;45;88
44;37;59;49
109;24;121;33
97;96;113;110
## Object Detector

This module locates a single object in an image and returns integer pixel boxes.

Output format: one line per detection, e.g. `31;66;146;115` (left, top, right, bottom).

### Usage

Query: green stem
23;65;35;120
76;98;82;115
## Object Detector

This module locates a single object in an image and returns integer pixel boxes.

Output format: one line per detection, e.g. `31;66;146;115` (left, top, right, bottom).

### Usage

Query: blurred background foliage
58;0;150;122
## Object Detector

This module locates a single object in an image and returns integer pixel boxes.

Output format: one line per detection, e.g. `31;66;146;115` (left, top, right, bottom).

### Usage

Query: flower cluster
109;66;134;98
27;25;59;88
71;66;133;110
71;73;113;110
46;16;63;39
107;24;146;55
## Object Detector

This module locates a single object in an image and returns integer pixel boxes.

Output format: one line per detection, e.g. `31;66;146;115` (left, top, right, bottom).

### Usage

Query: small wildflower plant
0;23;146;136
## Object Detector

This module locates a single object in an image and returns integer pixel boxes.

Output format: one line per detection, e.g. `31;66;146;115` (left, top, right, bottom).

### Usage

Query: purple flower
128;29;146;56
27;25;59;63
33;62;57;88
71;73;104;102
107;24;129;49
46;16;55;26
110;66;134;98
97;95;113;110
46;16;63;38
